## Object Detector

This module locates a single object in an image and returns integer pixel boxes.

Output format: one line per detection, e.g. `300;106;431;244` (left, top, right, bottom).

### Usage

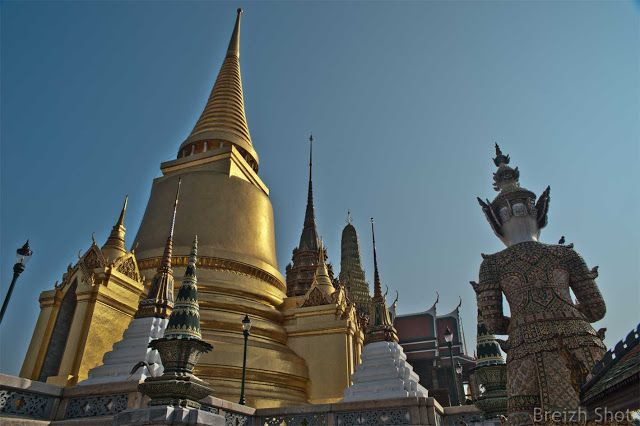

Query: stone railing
4;374;488;426
254;397;445;426
443;404;498;425
0;374;254;425
0;374;62;422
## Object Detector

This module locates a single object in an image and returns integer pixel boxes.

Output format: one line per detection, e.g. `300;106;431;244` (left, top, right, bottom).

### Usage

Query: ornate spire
136;179;181;319
365;218;398;344
179;9;258;170
313;238;334;294
226;9;242;58
101;195;128;262
340;211;370;315
371;218;382;300
492;143;510;167
491;144;520;192
298;134;319;251
164;236;202;340
141;233;213;408
475;310;505;367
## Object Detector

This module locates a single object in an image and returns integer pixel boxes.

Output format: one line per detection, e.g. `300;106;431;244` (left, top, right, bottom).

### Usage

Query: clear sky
1;1;638;377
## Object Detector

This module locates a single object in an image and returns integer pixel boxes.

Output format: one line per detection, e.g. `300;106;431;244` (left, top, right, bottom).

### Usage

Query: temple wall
20;269;143;387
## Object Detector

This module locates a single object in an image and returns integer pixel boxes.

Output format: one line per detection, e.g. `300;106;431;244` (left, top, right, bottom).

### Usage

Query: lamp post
455;360;464;405
444;326;461;406
0;240;33;325
239;314;252;405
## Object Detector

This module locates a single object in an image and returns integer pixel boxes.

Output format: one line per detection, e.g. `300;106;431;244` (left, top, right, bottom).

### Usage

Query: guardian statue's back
472;145;606;425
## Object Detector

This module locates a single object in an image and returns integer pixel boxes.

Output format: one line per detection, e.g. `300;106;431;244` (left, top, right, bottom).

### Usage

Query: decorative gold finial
227;8;242;58
101;194;129;260
309;134;313;175
318;236;324;264
117;195;128;227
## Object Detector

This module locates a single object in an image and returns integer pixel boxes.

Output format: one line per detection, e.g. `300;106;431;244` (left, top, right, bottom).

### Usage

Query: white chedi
79;317;167;385
341;340;428;402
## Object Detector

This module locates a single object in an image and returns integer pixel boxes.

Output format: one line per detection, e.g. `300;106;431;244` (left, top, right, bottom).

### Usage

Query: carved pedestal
138;338;213;409
472;364;508;419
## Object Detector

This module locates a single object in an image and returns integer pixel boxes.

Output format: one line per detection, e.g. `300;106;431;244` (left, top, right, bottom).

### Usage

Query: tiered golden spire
136;179;181;319
179;9;259;169
101;196;128;262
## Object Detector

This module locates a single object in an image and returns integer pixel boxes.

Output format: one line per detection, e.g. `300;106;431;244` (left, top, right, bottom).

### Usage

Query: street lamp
239;314;252;405
455;361;464;404
444;326;461;406
0;240;33;325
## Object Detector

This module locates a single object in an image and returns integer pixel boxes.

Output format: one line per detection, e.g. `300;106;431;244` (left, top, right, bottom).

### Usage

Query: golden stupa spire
101;195;128;262
179;8;259;170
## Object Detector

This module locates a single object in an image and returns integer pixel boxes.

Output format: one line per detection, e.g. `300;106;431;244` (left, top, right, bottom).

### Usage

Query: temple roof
180;9;258;169
581;323;640;405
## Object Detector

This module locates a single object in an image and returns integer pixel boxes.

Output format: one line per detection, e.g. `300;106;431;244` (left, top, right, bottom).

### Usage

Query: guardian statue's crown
477;144;550;237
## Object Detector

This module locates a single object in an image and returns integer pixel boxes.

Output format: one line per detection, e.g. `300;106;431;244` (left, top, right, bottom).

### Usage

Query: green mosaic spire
164;236;202;340
340;211;371;315
476;310;505;366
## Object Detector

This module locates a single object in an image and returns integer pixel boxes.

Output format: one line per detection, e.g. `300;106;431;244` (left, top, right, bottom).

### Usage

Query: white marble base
341;341;428;402
79;317;168;385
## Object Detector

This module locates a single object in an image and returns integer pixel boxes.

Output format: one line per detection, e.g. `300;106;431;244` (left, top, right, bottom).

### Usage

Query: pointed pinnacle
160;178;181;270
371;218;382;299
227;9;242;58
116;195;128;228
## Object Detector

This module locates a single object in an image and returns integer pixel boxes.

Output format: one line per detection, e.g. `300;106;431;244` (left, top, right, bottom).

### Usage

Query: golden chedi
131;9;309;408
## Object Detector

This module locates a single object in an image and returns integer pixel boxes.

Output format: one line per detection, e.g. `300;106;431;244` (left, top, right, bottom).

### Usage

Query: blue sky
1;1;638;377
